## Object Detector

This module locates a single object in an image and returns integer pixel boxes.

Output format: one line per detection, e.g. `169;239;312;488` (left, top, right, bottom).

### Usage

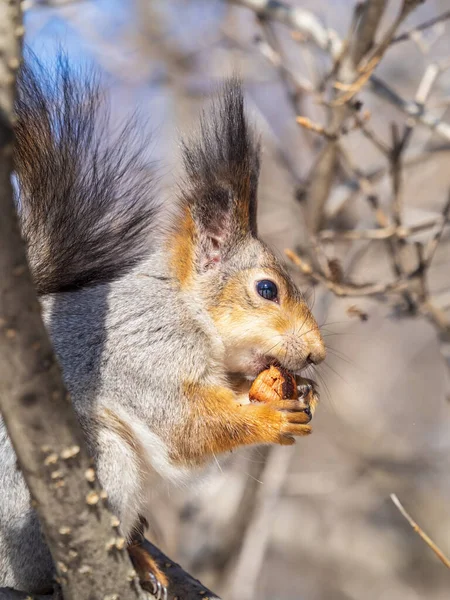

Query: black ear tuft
181;78;260;264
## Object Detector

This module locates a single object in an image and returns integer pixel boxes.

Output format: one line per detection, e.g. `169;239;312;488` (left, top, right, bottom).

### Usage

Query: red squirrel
0;56;325;598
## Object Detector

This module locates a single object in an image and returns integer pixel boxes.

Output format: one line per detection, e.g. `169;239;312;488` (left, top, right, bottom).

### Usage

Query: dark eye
256;280;278;302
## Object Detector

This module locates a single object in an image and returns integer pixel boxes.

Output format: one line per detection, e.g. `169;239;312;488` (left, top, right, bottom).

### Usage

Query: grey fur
0;61;323;594
0;250;226;590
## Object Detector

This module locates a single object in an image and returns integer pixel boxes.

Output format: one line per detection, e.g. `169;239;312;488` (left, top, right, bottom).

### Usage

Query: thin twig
296;116;336;140
423;192;450;269
229;0;343;57
319;217;444;242
352;110;390;156
391;10;450;44
230;0;450;141
421;301;450;337
285;249;409;297
370;74;450;141
415;63;440;107
390;494;450;569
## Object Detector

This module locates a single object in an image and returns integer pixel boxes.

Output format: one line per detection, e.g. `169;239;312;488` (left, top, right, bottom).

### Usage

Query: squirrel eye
256;280;278;302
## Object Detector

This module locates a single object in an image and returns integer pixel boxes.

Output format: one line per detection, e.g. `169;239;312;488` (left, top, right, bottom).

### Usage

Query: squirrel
0;55;326;598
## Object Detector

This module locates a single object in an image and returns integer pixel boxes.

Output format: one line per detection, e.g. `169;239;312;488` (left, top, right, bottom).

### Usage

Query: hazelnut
249;365;298;403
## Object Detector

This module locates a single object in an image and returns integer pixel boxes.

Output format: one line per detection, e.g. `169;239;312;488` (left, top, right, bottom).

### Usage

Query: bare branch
332;0;421;106
390;494;450;569
229;0;450;141
296;116;337;140
0;590;60;600
369;75;450;141
302;0;403;232
229;0;342;57
348;0;388;65
141;541;221;600
423;192;450;269
0;542;221;600
391;9;450;44
319;217;445;242
285;249;409;297
415;63;440;106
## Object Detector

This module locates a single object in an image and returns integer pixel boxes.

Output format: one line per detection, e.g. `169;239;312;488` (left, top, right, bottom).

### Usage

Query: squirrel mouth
251;354;282;376
250;354;312;379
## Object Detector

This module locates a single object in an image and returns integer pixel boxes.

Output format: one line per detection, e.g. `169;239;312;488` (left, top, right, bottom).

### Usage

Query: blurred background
25;1;450;598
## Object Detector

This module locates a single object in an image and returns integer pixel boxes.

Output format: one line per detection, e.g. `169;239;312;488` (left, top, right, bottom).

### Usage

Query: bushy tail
14;55;158;295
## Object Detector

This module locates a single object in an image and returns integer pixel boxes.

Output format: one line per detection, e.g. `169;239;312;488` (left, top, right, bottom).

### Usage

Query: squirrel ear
181;78;260;268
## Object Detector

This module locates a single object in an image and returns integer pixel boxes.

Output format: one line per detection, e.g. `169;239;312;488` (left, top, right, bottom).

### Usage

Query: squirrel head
169;79;325;377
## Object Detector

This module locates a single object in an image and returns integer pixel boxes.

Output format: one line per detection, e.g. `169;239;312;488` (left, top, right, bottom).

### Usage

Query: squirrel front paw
249;366;319;445
265;397;313;445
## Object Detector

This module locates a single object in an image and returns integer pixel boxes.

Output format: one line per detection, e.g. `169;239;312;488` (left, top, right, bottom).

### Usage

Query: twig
301;0;390;232
391;10;450;44
348;0;388;66
415;63;440;107
229;0;450;141
420;301;450;337
296;116;336;140
423;192;450;269
370;74;450;141
352;110;390;156
333;0;422;107
285;249;409;297
229;0;342;57
319;217;445;242
390;494;450;569
253;32;314;94
304;142;339;232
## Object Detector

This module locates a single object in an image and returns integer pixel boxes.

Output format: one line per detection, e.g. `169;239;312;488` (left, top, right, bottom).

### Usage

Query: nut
249;365;298;403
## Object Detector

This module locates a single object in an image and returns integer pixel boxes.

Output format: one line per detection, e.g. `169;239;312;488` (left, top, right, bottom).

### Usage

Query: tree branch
0;4;145;600
0;590;60;600
141;541;221;600
229;0;342;56
0;542;221;600
390;494;450;569
229;0;450;141
391;9;450;44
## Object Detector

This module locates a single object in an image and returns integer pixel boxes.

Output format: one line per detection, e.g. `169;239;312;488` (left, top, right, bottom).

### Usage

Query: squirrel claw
297;381;312;400
142;573;168;600
128;541;168;600
262;398;313;443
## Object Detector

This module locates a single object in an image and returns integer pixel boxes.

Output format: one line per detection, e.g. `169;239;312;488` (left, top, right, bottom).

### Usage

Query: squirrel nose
303;332;326;365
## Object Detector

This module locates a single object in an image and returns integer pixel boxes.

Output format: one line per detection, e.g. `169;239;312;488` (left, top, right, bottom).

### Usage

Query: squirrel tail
14;54;158;295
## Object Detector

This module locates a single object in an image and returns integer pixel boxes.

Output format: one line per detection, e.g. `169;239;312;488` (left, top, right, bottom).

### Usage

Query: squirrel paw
128;542;168;600
143;573;168;600
297;377;319;418
271;377;320;444
267;398;313;445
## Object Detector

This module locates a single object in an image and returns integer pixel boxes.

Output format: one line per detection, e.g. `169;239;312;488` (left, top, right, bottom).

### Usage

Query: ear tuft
180;78;260;265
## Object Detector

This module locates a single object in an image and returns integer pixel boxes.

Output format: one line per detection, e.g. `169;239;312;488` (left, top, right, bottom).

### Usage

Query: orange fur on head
208;264;325;376
167;207;196;288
